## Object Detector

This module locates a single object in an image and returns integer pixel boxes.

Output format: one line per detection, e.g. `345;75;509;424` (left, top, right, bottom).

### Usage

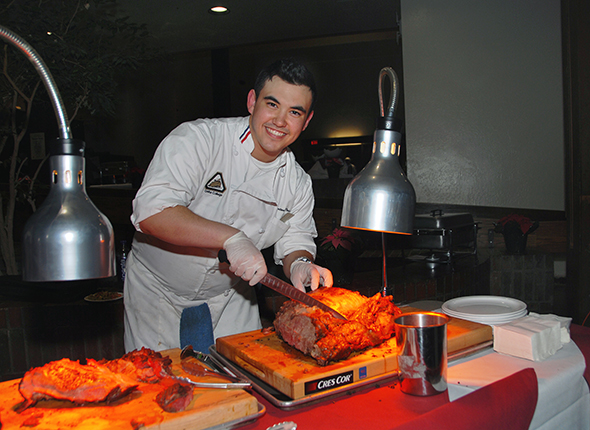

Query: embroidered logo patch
205;172;226;195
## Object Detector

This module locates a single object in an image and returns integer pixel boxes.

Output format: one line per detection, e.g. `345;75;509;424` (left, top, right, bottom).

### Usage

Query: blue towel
179;303;215;353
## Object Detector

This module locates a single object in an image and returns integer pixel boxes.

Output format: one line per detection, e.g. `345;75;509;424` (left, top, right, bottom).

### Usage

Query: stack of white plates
441;295;528;325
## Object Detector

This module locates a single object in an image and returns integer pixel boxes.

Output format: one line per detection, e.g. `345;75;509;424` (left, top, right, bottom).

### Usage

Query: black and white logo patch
205;172;226;195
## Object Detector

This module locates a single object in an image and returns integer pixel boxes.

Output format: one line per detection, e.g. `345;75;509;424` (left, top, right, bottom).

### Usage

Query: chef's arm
284;252;334;292
139;206;238;248
139;206;267;285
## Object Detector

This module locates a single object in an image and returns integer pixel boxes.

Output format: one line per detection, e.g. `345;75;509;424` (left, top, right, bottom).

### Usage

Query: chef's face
247;76;314;162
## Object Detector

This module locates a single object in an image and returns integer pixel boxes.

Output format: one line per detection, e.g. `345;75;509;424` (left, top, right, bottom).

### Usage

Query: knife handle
218;250;229;264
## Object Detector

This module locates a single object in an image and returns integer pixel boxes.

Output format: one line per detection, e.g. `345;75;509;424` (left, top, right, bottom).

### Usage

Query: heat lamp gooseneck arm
379;67;399;120
0;25;71;140
378;67;400;297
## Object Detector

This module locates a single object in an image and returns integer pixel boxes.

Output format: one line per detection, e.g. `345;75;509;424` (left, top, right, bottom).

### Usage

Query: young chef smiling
124;59;333;352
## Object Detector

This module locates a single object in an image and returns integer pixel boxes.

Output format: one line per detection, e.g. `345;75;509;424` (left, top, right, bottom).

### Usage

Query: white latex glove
290;260;333;292
223;231;267;286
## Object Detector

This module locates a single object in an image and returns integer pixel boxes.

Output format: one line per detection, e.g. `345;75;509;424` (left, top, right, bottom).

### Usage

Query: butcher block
0;348;260;430
216;307;492;400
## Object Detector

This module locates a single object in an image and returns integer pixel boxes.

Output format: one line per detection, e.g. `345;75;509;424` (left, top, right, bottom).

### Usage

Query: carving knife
218;250;347;320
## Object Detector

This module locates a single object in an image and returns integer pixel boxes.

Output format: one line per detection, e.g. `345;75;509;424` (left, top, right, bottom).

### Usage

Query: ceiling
115;0;400;53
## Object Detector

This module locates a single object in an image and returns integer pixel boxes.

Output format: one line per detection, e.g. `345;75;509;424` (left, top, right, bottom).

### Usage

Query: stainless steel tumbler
394;312;449;396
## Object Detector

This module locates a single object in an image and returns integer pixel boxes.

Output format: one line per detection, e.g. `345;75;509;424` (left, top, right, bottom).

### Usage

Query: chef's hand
290;260;333;292
223;231;267;286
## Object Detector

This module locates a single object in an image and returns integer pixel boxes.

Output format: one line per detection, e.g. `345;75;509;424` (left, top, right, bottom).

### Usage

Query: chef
124;58;333;352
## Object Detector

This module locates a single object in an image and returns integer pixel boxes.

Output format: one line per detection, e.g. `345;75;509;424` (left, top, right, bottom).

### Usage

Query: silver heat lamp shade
341;67;416;235
21;139;116;281
1;25;116;282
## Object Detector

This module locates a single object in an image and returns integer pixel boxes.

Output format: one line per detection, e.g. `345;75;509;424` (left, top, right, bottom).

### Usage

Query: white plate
442;295;527;325
443;307;527;319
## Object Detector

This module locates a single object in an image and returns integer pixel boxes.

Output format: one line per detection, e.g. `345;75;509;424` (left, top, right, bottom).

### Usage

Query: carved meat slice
273;287;401;365
155;382;194;412
100;347;173;383
17;358;139;412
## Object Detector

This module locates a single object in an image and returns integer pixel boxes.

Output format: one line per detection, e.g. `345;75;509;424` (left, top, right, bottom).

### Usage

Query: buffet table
239;324;590;430
448;330;590;430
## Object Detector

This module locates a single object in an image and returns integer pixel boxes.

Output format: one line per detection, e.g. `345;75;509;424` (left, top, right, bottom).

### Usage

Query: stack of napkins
528;312;573;344
493;313;572;361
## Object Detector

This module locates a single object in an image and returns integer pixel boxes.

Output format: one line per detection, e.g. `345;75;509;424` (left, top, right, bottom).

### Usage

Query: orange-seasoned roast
17;358;139;411
273;287;402;365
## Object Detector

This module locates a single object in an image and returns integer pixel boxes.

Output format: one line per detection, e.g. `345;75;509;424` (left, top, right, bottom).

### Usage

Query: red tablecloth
240;323;590;430
241;368;538;430
571;324;590;385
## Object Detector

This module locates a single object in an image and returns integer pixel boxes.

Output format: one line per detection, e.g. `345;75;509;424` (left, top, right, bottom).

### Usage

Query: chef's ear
302;110;314;131
247;89;257;114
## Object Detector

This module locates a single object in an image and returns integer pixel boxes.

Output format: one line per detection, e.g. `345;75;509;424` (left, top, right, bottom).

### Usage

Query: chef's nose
273;109;287;127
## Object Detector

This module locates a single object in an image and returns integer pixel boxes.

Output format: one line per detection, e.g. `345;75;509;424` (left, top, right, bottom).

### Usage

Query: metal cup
394;312;449;396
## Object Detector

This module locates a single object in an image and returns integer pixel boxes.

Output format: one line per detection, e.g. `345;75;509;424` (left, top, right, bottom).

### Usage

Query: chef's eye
291;110;302;117
267;101;278;108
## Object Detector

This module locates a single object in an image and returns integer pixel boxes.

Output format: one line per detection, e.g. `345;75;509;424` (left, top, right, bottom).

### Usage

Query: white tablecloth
448;339;590;430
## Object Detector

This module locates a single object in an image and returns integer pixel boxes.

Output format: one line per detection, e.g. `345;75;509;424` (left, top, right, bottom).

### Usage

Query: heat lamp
341;67;416;297
0;25;116;282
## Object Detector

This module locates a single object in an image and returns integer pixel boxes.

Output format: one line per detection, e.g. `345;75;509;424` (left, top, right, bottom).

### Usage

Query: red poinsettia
320;227;355;251
496;214;537;235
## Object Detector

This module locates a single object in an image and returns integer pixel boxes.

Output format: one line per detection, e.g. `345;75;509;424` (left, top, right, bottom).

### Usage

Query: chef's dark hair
254;58;317;113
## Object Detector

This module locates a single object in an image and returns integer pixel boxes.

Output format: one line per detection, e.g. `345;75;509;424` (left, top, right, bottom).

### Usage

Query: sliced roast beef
273;287;401;365
155;382;194;412
17;358;139;412
100;347;173;383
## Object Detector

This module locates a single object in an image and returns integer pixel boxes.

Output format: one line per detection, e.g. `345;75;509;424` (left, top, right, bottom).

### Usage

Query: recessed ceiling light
209;6;229;14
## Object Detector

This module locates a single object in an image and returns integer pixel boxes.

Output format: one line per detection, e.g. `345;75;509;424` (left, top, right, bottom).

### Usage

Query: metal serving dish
411;210;479;262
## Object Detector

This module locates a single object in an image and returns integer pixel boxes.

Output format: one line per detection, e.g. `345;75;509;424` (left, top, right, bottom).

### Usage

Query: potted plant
494;214;539;254
316;227;362;286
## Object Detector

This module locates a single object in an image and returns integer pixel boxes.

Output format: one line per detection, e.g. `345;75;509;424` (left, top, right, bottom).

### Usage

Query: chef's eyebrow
263;95;308;115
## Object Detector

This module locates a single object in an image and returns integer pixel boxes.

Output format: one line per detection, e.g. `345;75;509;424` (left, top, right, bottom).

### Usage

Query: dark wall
562;0;590;324
87;31;400;169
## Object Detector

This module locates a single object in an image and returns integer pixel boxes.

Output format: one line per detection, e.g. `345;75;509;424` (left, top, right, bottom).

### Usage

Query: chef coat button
280;167;286;177
259;228;265;234
224;289;231;297
228;218;234;225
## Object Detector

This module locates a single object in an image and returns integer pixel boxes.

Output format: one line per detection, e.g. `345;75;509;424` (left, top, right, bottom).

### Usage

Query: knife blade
218;250;347;320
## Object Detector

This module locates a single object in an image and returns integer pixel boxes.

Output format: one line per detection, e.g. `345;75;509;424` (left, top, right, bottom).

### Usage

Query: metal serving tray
412;224;477;250
208;340;492;410
410;210;479;262
413;210;475;230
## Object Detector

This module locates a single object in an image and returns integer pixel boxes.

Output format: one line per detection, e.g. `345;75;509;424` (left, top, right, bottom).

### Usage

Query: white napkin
528;312;572;343
493;314;564;361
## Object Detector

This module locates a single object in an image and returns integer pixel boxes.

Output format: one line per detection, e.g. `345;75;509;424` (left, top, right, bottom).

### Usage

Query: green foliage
1;0;158;119
0;0;158;275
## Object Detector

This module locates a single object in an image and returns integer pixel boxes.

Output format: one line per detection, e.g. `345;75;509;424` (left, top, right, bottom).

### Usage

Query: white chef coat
124;116;317;352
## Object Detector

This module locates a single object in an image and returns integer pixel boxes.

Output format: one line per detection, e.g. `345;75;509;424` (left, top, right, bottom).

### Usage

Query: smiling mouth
265;126;287;138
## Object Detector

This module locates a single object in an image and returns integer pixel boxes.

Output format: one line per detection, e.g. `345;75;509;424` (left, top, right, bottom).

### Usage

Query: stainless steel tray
413;211;475;230
208;340;492;410
209;346;399;410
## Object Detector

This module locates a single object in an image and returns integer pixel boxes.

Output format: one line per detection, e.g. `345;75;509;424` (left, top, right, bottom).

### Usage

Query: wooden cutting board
216;307;492;399
0;348;259;430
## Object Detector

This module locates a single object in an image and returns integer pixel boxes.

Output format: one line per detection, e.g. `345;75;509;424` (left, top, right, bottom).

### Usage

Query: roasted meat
155;382;194;413
17;358;139;412
273;287;401;365
100;347;173;383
